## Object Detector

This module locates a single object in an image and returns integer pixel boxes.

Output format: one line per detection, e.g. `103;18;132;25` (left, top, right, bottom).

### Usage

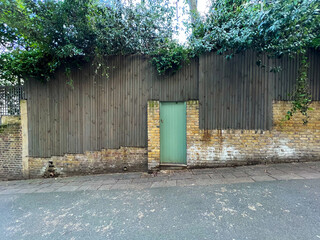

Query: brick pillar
147;101;160;171
186;100;200;165
20;100;29;178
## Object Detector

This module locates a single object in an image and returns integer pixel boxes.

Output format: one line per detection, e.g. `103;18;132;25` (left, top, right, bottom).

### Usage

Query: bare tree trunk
188;0;198;24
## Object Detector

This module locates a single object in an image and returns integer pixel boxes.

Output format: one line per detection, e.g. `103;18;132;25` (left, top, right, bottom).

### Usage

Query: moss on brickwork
0;124;10;134
0;123;20;134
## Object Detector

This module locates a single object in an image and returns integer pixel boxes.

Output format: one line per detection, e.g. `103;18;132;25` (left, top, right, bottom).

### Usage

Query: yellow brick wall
147;100;320;170
0;121;23;180
28;147;147;178
147;101;160;171
186;100;320;167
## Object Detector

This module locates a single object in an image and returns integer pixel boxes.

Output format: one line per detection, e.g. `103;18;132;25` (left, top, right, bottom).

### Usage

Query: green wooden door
160;102;187;164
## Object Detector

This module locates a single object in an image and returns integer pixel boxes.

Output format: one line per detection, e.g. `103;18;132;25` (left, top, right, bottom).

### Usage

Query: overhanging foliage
0;0;178;83
190;0;320;57
0;0;319;84
188;0;319;122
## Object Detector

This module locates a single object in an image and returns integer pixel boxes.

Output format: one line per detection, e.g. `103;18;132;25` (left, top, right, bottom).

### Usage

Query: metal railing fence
0;86;25;116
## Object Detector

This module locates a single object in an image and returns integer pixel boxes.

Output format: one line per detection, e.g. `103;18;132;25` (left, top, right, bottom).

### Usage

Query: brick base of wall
3;100;320;179
28;147;147;178
147;100;320;170
187;101;320;167
0;121;23;180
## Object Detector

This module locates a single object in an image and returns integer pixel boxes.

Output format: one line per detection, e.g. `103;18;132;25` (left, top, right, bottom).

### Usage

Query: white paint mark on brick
220;146;242;161
273;139;297;158
188;145;216;161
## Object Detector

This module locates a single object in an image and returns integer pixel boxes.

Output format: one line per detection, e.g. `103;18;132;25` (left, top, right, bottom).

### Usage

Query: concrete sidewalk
1;161;320;194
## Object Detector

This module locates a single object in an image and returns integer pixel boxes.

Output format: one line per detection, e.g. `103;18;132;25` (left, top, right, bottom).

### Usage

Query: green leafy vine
285;52;313;124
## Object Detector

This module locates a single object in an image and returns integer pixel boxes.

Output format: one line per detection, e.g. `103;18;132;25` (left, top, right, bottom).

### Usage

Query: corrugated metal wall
308;49;320;100
199;49;320;130
26;50;320;157
26;55;198;157
199;51;274;130
273;49;320;100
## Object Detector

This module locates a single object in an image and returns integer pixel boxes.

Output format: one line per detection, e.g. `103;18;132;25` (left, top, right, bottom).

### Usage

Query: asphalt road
0;179;319;240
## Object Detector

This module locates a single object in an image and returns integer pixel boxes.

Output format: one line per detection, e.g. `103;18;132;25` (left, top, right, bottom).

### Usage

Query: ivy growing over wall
189;0;319;122
285;52;312;124
0;0;178;82
0;0;320;120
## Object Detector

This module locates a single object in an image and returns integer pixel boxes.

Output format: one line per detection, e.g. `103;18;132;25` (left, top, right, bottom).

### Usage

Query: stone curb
0;162;319;194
